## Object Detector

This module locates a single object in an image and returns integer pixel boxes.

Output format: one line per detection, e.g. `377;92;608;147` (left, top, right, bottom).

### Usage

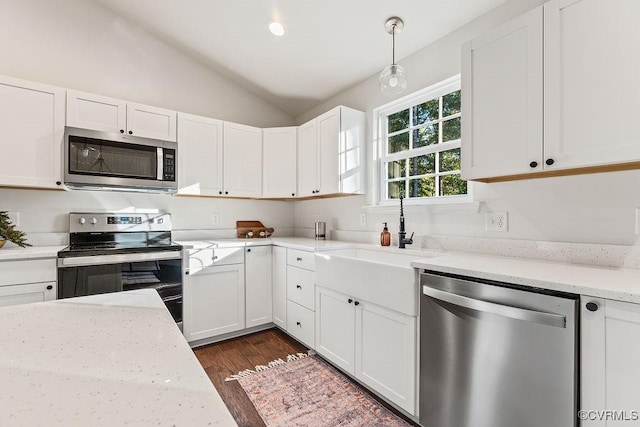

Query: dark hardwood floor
193;327;419;427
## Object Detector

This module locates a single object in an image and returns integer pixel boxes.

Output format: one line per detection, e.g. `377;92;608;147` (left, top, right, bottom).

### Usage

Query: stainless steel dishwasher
419;271;578;427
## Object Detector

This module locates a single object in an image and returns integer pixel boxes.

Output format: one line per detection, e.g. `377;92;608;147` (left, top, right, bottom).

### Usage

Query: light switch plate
212;213;219;225
360;213;366;226
636;208;640;235
486;211;508;232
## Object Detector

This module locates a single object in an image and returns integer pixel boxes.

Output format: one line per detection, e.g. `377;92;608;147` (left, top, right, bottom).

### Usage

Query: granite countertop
0;289;236;426
412;252;640;304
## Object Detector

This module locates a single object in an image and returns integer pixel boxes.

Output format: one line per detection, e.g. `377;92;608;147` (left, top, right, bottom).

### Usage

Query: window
376;76;467;204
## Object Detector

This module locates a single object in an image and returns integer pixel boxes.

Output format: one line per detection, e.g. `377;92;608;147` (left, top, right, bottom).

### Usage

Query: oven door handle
58;251;182;267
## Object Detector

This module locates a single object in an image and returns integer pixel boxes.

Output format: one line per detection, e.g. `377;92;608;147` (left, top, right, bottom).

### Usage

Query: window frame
373;74;471;207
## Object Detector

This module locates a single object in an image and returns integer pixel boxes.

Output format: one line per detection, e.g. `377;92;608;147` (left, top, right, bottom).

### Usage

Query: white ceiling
94;0;508;117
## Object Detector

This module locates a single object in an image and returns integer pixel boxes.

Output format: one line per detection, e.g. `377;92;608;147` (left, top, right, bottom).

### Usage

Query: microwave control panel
163;149;176;182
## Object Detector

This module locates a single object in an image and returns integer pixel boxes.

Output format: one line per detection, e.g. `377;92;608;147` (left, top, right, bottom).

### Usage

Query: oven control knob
79;217;86;225
90;217;98;225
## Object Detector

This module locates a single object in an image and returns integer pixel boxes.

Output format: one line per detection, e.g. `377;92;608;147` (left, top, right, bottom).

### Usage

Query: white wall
0;0;294;238
0;188;293;238
294;0;640;246
0;0;293;127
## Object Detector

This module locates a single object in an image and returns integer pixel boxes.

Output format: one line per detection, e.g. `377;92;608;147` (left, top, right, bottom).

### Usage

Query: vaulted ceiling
94;0;508;116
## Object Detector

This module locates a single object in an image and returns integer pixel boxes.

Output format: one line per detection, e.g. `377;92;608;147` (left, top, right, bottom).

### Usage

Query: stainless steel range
57;212;183;324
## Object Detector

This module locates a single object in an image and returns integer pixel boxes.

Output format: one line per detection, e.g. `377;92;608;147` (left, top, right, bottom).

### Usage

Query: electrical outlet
212;213;219;225
7;211;19;227
486;211;508;232
314;214;320;223
360;213;366;226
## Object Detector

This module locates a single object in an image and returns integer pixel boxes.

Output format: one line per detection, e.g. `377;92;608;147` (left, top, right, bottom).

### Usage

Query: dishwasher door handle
422;285;566;328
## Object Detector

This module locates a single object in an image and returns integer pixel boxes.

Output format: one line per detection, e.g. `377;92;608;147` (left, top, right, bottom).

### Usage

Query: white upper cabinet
66;90;177;141
223;121;263;198
0;76;65;189
177;113;223;196
297;106;366;197
263;127;297;198
462;0;640;181
297;119;319;197
461;6;543;180
544;0;640;170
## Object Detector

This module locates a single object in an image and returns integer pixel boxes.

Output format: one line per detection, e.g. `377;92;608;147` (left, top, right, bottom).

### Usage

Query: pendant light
379;17;407;95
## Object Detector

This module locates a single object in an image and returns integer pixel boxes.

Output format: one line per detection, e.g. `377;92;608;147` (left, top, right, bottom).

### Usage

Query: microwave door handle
422;285;567;328
157;147;163;180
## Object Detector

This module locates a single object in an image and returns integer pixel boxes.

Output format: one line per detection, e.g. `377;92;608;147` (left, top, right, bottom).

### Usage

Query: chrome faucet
398;195;413;249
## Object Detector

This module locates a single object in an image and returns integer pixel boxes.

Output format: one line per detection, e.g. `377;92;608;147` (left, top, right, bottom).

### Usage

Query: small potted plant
0;211;30;248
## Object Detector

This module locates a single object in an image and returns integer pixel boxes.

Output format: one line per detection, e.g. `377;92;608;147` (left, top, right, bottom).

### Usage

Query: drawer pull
296;257;303;261
212;255;218;260
46;285;53;290
296;321;301;327
296;284;302;289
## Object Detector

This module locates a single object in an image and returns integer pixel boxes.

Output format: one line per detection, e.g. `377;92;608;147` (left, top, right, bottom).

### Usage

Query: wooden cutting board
236;220;275;238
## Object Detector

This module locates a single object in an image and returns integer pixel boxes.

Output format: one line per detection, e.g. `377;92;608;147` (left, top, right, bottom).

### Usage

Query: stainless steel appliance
64;127;177;193
419;271;578;427
314;221;326;240
57;212;183;324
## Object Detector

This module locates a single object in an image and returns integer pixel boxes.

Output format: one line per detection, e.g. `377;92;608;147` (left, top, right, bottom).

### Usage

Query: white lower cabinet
0;282;56;307
316;286;417;415
272;246;287;329
0;258;57;307
245;246;272;328
581;296;640;427
286;300;315;348
183;263;245;342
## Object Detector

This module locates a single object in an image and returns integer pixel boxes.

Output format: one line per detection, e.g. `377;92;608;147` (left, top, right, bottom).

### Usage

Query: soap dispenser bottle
380;222;391;247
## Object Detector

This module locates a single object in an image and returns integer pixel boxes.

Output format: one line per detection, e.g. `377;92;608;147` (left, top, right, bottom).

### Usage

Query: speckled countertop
0;289;236;427
412;252;640;304
0;245;64;261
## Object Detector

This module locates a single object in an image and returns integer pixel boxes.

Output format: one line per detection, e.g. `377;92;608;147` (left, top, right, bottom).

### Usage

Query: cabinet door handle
46;285;53;290
128;130;133;135
120;129;125;134
212;255;218;260
348;298;353;304
296;284;302;289
296;321;301;327
354;301;360;306
296;257;303;261
529;161;538;168
586;302;599;312
247;248;251;252
545;158;555;166
291;193;295;196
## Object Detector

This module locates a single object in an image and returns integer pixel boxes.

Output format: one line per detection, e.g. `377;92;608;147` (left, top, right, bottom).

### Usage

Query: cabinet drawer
287;266;315;310
187;246;244;271
0;259;56;286
287;300;315;349
287;248;315;271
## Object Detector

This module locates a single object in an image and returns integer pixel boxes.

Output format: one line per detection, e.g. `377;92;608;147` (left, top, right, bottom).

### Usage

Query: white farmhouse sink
314;248;441;316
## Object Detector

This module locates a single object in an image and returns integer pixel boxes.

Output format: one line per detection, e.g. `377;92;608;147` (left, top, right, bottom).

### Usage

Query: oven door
57;251;183;323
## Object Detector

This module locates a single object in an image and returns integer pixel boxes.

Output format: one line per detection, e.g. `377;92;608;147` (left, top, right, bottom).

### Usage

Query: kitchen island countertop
0;289;236;426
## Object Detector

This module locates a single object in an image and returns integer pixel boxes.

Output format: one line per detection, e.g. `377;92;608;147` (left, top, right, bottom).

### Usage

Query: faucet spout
398;195;413;249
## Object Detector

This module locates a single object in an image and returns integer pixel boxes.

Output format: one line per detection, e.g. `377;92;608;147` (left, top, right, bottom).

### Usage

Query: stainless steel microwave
63;127;177;194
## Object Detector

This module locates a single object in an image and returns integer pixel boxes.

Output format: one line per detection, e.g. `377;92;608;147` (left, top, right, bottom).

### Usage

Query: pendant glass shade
380;17;406;95
379;63;407;95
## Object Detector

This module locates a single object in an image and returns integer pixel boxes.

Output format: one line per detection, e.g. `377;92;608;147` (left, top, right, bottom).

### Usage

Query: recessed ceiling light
269;21;285;37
